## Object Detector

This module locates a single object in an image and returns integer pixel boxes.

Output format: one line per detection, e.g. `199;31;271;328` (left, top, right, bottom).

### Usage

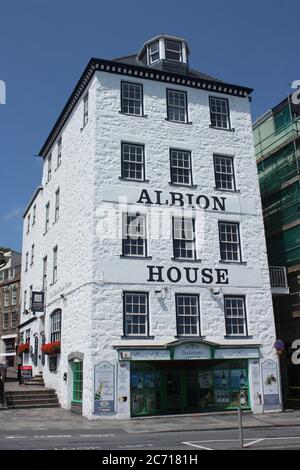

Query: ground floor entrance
130;359;250;417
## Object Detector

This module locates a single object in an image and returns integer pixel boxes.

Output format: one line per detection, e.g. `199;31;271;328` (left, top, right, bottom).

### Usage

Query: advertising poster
262;359;280;409
198;370;213;389
230;369;247;389
118;361;130;415
214;369;230;388
94;362;115;414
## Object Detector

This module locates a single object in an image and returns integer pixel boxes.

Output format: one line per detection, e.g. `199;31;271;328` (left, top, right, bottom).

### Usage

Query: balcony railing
270;266;288;288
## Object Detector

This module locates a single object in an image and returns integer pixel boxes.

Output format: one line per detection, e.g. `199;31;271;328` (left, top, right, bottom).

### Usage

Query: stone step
5;389;53;396
7;397;59;405
22;380;45;386
6;393;57;400
7;403;60;410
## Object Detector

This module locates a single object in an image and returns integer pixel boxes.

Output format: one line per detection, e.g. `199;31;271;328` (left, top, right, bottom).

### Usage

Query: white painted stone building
19;35;281;419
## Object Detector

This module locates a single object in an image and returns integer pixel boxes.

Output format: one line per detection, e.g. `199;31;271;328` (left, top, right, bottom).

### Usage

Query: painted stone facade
19;35;281;419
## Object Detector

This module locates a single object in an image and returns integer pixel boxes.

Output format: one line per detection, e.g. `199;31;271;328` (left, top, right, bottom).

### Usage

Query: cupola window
165;40;182;62
148;41;159;64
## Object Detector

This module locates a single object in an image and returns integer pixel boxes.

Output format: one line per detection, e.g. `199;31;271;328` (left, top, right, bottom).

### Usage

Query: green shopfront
118;341;260;417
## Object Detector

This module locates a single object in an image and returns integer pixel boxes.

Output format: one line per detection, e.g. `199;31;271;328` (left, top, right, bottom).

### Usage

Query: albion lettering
137;189;226;211
147;265;229;285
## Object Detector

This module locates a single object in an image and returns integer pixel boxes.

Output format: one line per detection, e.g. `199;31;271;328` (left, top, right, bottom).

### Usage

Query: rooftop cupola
137;34;190;73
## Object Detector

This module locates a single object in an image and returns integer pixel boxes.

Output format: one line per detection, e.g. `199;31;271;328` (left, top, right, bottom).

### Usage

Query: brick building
0;250;21;369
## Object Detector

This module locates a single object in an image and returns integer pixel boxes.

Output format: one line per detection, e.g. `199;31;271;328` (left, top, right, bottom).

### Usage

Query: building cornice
38;58;253;158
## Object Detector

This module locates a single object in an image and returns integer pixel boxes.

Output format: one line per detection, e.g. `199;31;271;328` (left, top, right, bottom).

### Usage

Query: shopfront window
130;360;249;417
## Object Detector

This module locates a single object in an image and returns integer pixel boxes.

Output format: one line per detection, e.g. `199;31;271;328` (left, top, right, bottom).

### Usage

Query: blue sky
0;0;299;251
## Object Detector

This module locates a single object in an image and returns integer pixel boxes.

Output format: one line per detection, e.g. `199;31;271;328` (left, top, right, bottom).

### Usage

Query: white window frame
54;188;60;222
83;92;89;126
170;149;192;186
172;217;196;260
165;39;182;62
3;289;10;307
124;292;149;337
47;153;52;182
214;155;236;191
224;296;248;337
31;244;34;265
12;287;17;306
57;137;62;167
45;202;50;233
122;213;147;257
219;222;242;263
148;41;160;64
176;294;200;337
52;246;58;284
50;310;61;342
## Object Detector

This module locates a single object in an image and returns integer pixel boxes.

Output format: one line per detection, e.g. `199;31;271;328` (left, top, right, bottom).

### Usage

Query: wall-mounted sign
103;261;262;288
31;292;44;313
94;362;115;414
119;350;170;361
173;342;211;360
214;348;260;360
262;359;281;410
101;184;257;216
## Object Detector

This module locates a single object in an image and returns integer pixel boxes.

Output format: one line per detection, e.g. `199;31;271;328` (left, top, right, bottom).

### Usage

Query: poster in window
214;370;230;388
230;369;247;389
198;370;213;389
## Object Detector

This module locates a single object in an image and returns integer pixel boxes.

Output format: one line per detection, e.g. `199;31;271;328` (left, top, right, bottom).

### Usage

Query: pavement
0;406;300;434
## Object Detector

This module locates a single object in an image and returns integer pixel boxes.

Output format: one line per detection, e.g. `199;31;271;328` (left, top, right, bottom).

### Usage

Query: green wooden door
72;361;83;404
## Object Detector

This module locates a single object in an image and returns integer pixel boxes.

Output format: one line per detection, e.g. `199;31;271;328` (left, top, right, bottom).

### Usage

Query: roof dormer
137;35;190;73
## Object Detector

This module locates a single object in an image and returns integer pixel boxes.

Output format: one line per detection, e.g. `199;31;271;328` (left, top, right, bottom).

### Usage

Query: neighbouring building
19;34;281;419
0;249;21;368
253;95;300;409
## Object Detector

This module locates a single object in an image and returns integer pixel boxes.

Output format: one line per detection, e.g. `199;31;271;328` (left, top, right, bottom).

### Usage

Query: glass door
72;361;83;404
164;371;182;413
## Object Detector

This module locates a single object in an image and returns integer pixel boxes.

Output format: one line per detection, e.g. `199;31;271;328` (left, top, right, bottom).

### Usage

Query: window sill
119;111;148;118
224;335;253;340
165;118;193;125
168;182;197;189
119;177;150;183
171;257;201;263
209;125;235;132
214;187;240;193
120;336;155;340
219;260;247;266
120;255;152;260
174;335;206;339
80;119;89;131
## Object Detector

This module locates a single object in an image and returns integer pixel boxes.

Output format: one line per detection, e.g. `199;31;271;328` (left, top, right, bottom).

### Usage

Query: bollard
238;406;244;449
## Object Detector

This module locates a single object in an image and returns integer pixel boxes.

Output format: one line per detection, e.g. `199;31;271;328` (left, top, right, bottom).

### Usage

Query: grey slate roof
113;54;223;82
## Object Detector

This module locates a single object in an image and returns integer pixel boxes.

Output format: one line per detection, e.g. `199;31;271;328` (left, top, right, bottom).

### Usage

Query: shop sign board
119;350;170;361
262;359;280;409
94;362;115;414
214;348;260;360
31;291;44;313
173;342;211;360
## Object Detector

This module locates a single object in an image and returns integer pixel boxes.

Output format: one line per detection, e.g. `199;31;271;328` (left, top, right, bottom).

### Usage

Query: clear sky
1;0;299;251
